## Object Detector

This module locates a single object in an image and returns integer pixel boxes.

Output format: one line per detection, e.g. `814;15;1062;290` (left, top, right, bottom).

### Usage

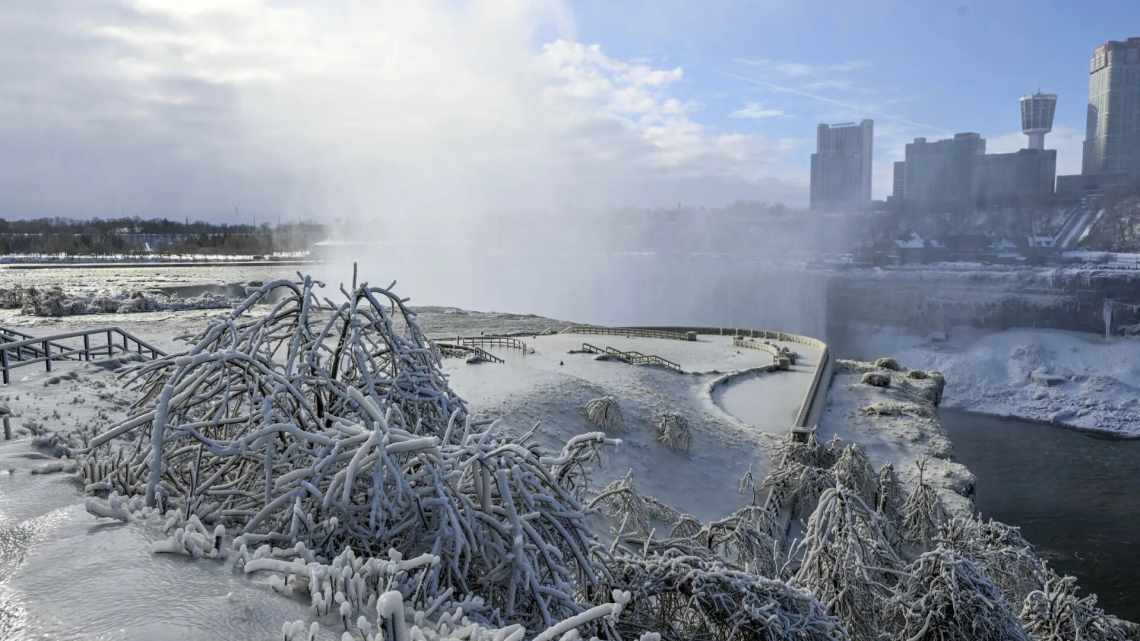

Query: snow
444;333;818;521
849;324;1140;436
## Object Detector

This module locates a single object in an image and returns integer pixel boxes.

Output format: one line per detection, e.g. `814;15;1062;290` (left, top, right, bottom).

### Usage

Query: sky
0;0;1136;221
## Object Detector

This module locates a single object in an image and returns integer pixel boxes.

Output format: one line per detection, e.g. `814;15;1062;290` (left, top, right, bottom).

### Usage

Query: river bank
835;323;1140;437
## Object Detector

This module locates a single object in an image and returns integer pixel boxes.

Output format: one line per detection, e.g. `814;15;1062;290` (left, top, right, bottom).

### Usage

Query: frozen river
942;409;1140;622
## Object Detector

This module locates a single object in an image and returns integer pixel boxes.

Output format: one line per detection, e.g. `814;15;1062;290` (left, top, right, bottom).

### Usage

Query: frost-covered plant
82;276;617;630
760;461;836;523
606;543;848;641
774;433;841;469
653;412;691;452
699;506;785;579
893;548;1029;641
830;444;877;505
1020;574;1133;641
589;471;680;541
900;459;947;547
585;396;624;432
939;516;1047;607
792;486;902;641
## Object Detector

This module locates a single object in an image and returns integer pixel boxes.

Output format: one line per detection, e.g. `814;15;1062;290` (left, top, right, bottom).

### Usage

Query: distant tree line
0;217;327;255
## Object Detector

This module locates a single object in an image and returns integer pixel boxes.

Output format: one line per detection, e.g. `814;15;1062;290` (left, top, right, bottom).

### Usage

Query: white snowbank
851;325;1140;436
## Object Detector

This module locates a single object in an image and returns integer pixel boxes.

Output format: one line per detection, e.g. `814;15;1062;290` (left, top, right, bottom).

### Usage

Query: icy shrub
83;276;619;630
653;412;690;452
873;357;901;371
939;516;1046;607
900;460;948;547
1021;575;1133;641
585;396;625;432
906;369;929;379
831;444;877;504
792;486;902;641
860;372;891;387
606;543;846;641
894;549;1028;641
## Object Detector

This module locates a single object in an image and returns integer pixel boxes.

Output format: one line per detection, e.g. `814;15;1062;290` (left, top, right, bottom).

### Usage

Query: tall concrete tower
809;119;873;211
1083;38;1140;176
1020;92;1056;150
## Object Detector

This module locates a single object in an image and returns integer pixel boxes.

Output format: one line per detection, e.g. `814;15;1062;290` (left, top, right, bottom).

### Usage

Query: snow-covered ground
848;324;1140;436
0;310;822;639
817;360;974;516
444;333;817;521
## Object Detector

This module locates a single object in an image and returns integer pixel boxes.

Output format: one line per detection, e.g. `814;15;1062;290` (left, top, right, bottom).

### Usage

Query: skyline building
809;119;873;212
1082;37;1140;177
1020;92;1057;150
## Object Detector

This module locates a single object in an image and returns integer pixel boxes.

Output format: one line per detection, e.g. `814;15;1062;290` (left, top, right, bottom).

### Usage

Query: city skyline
0;2;1138;219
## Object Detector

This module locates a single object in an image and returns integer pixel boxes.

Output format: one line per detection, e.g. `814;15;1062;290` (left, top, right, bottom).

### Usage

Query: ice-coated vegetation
71;273;1134;640
1;285;239;316
585;396;625;432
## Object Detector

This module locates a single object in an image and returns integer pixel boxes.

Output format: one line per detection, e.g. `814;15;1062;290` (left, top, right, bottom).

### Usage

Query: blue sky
0;1;1136;219
568;0;1138;198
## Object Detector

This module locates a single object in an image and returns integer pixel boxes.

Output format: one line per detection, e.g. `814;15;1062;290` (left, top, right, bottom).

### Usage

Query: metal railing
438;335;530;353
0;326;166;384
563;325;692;342
435;342;505;364
579;342;684;373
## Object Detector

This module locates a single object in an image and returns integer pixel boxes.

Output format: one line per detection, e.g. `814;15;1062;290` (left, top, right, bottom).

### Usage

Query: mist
0;0;844;332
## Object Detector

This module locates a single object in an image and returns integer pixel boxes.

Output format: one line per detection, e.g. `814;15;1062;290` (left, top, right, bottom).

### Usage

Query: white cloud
730;102;786;119
0;1;808;221
732;58;870;78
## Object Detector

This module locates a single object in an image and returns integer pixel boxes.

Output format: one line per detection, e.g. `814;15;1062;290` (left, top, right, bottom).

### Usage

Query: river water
940;409;1140;621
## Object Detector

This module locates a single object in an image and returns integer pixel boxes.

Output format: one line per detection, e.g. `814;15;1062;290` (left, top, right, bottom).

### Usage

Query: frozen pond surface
0;439;324;641
710;354;819;434
941;409;1140;622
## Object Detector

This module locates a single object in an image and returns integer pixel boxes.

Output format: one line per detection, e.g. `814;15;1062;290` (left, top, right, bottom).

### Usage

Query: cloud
0;1;808;221
730;102;786;119
732;57;870;78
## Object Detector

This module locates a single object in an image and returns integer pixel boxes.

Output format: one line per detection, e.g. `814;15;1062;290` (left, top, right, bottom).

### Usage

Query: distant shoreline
2;260;320;270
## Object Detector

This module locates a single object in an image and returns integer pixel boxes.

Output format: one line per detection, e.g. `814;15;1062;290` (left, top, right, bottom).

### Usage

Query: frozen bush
585;396;624;432
653;412;690;452
894;548;1028;641
1021;574;1133;641
83;276;617;630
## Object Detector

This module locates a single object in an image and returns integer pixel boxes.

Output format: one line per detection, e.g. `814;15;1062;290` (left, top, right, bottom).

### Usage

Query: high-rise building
1020;92;1056;150
1082;37;1140;176
809;119;873;211
899;133;985;213
894;130;1056;213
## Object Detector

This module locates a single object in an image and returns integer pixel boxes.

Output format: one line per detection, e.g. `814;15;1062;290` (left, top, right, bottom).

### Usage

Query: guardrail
579;342;685;372
563;325;692;342
438;335;530;354
434;342;505;364
0;327;166;384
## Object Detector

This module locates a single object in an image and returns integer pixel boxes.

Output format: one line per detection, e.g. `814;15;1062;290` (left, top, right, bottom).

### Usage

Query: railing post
83;334;90;361
1;348;8;385
43;340;51;372
122;332;128;351
106;330;113;355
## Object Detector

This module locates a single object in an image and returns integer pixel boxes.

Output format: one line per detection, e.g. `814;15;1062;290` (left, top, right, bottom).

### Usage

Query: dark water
940;409;1140;621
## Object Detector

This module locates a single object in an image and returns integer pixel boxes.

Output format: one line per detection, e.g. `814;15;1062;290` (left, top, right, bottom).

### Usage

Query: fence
579;342;683;373
563;325;692;342
0;327;166;384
